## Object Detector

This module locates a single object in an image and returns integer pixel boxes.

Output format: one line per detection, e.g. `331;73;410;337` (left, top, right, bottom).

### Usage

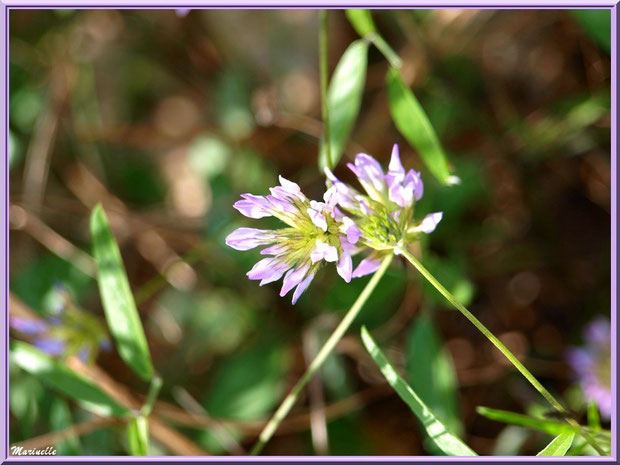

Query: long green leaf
90;204;154;381
345;9;376;36
127;415;150;456
406;312;463;443
10;341;129;417
361;327;477;456
476;406;575;436
537;432;575;456
386;67;454;185
319;40;368;171
571;10;611;54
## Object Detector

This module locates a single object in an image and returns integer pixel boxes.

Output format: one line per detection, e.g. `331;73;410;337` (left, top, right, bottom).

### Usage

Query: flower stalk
397;246;605;455
250;253;394;455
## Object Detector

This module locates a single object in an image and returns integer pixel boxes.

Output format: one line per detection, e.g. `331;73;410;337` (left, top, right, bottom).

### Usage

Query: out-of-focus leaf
319;40;368;171
345;9;376;36
587;401;601;431
476;406;575;435
361;327;477;456
406;311;463;445
127;416;150;456
386;67;454;185
492;425;530;455
571;10;611;54
90;204;154;381
49;397;81;455
189;134;231;180
9;129;21;169
537;432;575;456
9;368;45;440
11;254;93;316
10;341;129;417
198;336;291;453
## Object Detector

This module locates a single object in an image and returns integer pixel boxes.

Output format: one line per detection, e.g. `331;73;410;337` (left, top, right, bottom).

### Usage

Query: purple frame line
1;2;617;463
2;0;7;463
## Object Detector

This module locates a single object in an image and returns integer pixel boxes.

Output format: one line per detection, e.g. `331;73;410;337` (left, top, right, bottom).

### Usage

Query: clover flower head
566;317;611;419
226;176;361;304
325;144;443;277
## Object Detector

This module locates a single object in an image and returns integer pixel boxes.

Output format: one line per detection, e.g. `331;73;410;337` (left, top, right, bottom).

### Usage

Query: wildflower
566;317;611;419
325;144;443;277
226;176;361;303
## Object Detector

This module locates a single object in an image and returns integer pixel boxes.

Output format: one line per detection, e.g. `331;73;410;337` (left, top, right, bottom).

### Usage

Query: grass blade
537;432;575;456
361;326;477;456
90;204;154;381
10;341;129;417
386;67;454;185
319;40;368;171
476;406;575;436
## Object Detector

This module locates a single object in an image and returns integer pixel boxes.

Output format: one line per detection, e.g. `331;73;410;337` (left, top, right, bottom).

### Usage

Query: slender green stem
398;246;606;455
319;9;333;170
250;254;394;455
367;33;402;70
141;375;162;417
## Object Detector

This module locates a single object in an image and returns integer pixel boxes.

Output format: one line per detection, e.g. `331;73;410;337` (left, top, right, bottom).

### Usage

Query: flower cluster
325;145;442;277
10;286;110;362
226;176;361;304
226;144;442;303
566;317;611;419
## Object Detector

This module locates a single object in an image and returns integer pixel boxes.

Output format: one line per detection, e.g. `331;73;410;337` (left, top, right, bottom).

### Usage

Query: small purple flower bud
341;217;360;244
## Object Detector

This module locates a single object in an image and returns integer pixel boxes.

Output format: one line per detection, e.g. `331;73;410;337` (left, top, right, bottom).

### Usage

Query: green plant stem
141;375;162;417
367;33;402;69
398;246;605;455
319;9;333;170
250;254;394;455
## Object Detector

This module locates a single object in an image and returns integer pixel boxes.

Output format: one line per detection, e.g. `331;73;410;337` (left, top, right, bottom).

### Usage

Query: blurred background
9;8;611;456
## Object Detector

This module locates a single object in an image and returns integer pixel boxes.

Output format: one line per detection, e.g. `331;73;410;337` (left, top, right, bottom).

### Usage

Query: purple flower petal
226;227;273;251
341;217;360;244
280;266;308;297
388;144;405;177
259;261;292;286
292;273;315;304
348;153;386;201
247;257;282;281
310;239;338;263
352;256;382;278
34;338;65;356
418;212;443;234
9;317;47;335
337;252;353;283
307;207;328;231
260;244;288;255
234;194;272;218
404;169;424;201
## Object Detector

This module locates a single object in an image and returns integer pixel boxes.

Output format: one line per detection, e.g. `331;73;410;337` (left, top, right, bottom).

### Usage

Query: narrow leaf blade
386;67;453;185
90;204;154;381
319;40;368;171
345;9;376;36
537;432;575;456
361;327;477;456
127;416;150;456
476;406;575;436
10;341;129;417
